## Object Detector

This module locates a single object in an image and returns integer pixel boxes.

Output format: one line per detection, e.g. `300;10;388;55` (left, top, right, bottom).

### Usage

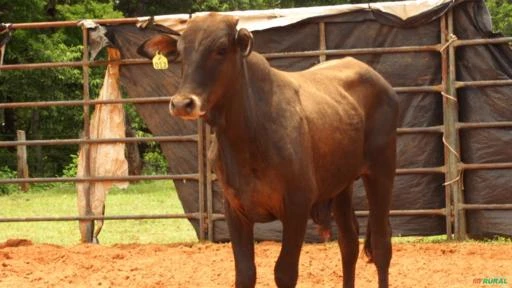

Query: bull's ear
236;28;253;57
137;34;179;60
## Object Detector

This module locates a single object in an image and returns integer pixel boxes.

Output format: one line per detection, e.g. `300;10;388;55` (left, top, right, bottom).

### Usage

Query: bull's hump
183;13;237;46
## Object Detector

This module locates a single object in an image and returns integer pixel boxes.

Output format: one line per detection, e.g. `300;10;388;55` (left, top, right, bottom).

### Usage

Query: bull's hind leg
363;140;395;288
333;184;360;288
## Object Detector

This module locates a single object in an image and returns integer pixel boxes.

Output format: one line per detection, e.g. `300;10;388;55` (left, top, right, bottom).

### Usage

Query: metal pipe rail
397;126;444;134
0;128;445;147
207;208;448;222
5;18;509;45
453;37;512;47
0;84;442;111
264;44;441;59
0;209;446;224
0;85;439;110
0;168;446;185
2;162;509;184
0;135;198;147
0;58;151;71
457;121;512;129
461;162;512;170
0;213;201;223
0;174;199;185
456;79;512;88
4;17;143;30
396;167;444;175
355;209;445;217
0;96;171;109
461;204;512;210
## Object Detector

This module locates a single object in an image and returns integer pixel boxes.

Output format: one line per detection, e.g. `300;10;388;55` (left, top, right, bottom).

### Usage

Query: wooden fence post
446;9;466;240
16;130;30;192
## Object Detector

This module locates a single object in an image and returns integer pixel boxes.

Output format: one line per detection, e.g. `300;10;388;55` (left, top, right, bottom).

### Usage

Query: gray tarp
104;0;511;241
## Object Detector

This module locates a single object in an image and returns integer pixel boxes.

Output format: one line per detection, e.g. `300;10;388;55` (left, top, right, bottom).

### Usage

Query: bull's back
299;57;398;146
320;58;399;157
303;57;396;109
284;57;398;198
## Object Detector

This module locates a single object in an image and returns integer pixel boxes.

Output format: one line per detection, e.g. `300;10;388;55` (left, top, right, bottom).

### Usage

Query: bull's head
137;13;253;121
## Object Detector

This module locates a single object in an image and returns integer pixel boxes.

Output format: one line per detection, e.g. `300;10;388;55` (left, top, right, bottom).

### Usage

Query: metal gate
1;7;511;242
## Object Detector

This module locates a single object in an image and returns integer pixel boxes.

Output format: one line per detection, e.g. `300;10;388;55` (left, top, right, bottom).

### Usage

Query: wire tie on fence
442;135;460;160
443;173;460;186
441;91;457;102
78;20;98;29
0;23;12;34
136;16;155;29
442;135;464;188
443;169;464;189
440;34;458;52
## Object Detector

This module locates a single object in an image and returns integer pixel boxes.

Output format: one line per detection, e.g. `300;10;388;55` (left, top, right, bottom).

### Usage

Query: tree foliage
113;0;388;16
0;0;122;176
486;0;512;36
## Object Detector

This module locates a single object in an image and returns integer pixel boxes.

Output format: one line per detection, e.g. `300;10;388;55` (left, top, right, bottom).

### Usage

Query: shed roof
135;0;454;32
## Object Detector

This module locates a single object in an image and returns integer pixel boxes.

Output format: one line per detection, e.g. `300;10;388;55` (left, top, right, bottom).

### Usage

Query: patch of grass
392;235;448;244
3;183;510;246
0;181;197;246
392;235;512;244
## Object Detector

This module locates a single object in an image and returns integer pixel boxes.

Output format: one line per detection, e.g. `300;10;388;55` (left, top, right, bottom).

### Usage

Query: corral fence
1;4;511;242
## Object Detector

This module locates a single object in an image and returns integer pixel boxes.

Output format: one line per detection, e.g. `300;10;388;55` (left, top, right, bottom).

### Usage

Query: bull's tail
364;219;374;263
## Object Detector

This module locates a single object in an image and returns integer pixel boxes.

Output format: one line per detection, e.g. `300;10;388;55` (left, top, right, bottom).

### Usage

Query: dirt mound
0;240;510;287
0;239;33;249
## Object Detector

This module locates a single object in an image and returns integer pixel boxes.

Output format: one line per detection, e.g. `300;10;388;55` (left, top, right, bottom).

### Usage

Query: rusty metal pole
16;130;30;192
318;22;327;63
205;124;214;241
81;25;94;243
197;119;206;241
445;9;466;240
440;14;453;240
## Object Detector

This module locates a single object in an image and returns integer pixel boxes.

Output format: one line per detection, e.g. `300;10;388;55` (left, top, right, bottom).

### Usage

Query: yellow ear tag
152;51;168;70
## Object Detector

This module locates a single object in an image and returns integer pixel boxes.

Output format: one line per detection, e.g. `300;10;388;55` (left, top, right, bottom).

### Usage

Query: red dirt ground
0;239;510;288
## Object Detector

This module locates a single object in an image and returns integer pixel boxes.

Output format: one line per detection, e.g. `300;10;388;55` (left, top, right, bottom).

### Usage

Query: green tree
486;0;512;36
114;0;384;16
0;0;122;177
115;0;283;16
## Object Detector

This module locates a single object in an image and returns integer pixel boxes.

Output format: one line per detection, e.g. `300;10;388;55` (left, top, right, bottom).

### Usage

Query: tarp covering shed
98;0;511;241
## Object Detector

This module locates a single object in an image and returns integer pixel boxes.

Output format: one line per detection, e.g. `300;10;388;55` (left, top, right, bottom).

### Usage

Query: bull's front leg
225;200;256;288
274;194;310;288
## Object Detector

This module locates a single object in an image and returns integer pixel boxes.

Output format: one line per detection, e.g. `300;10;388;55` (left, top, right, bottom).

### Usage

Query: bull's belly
314;159;364;200
243;205;279;223
217;141;364;223
223;188;281;223
219;171;284;223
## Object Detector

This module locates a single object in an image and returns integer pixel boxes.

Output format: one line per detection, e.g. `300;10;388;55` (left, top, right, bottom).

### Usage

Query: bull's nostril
184;99;195;112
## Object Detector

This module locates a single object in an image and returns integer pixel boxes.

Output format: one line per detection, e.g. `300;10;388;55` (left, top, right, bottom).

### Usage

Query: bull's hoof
92;237;100;244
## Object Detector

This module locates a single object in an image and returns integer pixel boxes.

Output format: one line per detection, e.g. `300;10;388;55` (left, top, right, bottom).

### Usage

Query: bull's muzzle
169;94;204;120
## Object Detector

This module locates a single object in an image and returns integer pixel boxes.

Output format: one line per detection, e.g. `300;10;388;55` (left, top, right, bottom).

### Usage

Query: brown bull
138;13;398;288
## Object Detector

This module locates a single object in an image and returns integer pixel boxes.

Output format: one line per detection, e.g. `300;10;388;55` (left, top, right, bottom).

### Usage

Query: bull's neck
209;52;274;143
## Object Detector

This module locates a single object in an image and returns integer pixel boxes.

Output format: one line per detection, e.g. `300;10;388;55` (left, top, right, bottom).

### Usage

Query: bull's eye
215;47;228;57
